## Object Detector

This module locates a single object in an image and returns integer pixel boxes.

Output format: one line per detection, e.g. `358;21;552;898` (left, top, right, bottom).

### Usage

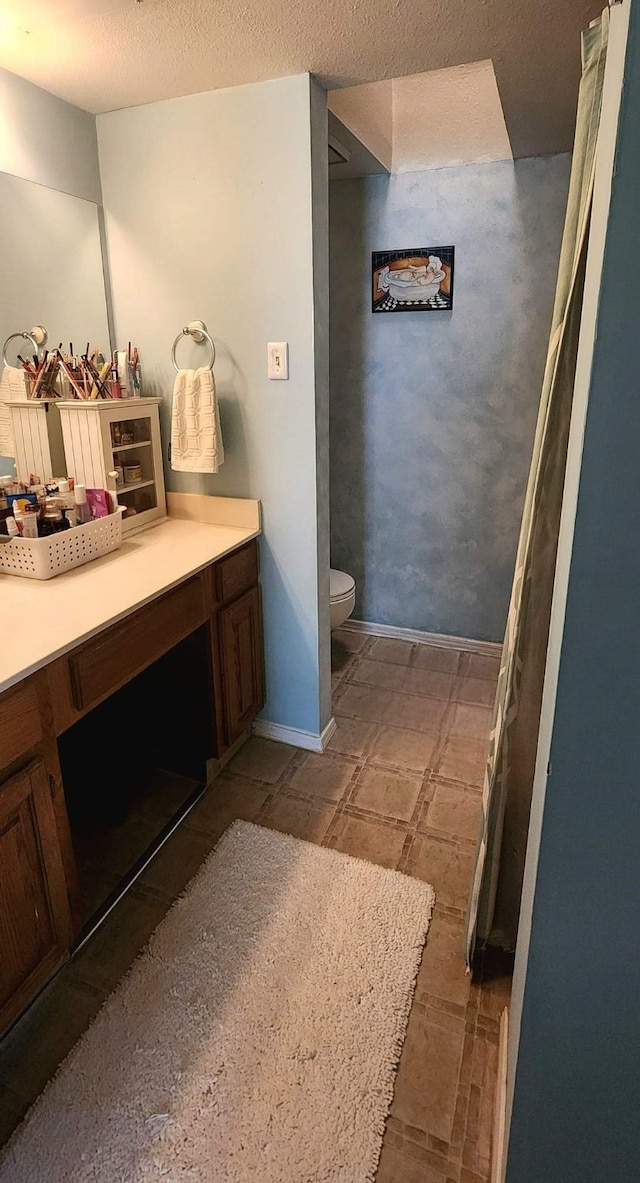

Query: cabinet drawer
214;540;258;606
66;577;205;717
0;681;42;771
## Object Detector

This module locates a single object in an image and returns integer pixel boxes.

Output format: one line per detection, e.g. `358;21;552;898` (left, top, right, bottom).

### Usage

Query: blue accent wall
506;7;640;1180
98;75;329;739
330;156;570;642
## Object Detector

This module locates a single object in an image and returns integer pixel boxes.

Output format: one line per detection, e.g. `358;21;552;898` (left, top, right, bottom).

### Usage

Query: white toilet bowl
330;568;356;630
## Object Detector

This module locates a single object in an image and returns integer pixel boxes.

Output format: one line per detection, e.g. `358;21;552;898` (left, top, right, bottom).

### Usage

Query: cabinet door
0;762;71;1033
219;587;265;745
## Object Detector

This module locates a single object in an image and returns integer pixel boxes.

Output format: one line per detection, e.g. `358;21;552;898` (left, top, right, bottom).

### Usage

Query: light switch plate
268;341;289;380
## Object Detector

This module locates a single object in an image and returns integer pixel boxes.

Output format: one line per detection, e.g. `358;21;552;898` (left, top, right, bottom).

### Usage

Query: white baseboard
252;716;337;753
492;1007;509;1183
341;618;502;658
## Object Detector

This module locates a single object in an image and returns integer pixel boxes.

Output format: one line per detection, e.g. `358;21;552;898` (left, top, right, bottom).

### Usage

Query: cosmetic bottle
21;506;39;539
5;516;19;538
74;484;93;526
40;499;69;535
54;479;75;513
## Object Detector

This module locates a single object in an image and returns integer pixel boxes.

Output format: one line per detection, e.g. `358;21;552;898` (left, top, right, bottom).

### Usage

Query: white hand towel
170;366;224;473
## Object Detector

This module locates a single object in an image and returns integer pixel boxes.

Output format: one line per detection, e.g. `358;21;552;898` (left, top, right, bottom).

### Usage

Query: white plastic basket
0;507;125;580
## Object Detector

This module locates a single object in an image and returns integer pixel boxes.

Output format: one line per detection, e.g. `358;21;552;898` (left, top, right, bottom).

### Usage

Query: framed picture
372;246;455;313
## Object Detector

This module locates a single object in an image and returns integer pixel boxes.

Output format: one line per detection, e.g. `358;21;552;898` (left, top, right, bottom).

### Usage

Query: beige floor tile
332;815;407;869
478;972;512;1024
0;976;105;1107
453;677;496;707
225;736;297;784
392;1010;465;1142
75;867;122;931
327;714;380;758
332;627;369;654
288;751;357;802
425;783;482;843
463;1038;499;1177
186;775;270;840
259;794;335;843
75;818;168;884
384;690;450;734
138;825;214;900
412;645;461;674
460;1167;487;1183
405;668;457;700
368;636;414;665
349;658;409;691
407;835;474;911
449;703;493;742
370;726;440;774
71;883;171;994
337;682;403;723
352;765;423;822
437;737;488;787
331;643;357;680
377;1143;448;1183
464;652;501;681
353;659;456;701
337;685;447;739
417;914;471;1009
0;1089;27;1148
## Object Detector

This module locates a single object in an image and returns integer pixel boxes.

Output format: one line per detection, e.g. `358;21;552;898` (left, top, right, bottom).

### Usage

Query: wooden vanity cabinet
0;761;72;1032
219;586;265;745
209;541;265;747
0;675;73;1034
0;537;264;1036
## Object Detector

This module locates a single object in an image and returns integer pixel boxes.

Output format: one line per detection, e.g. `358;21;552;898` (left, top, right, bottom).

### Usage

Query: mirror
0;171;111;473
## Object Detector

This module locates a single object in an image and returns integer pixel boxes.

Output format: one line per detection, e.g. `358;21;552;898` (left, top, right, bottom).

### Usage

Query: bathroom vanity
0;502;264;1036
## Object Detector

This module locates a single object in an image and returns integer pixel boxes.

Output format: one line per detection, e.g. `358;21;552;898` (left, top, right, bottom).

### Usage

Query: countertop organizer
58;397;166;534
0;507;125;580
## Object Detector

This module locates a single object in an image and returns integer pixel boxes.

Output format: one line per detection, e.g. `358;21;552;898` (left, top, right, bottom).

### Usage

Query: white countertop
0;516;260;694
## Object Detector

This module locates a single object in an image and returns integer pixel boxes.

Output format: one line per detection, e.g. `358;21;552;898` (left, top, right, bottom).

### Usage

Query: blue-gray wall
98;75;330;740
506;6;640;1180
330;156;571;642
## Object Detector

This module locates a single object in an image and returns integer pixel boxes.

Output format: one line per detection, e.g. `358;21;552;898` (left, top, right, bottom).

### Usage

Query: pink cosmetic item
86;489;110;519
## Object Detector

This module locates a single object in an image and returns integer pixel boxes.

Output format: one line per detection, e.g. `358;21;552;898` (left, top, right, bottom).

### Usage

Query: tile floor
0;627;511;1183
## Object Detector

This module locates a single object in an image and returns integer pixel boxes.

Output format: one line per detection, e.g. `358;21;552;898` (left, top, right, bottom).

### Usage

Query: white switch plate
268;341;289;380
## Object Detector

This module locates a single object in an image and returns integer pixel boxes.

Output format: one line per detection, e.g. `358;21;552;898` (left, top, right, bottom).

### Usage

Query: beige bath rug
0;821;434;1182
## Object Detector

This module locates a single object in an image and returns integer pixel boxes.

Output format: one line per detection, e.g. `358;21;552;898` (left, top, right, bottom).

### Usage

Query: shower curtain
465;10;610;963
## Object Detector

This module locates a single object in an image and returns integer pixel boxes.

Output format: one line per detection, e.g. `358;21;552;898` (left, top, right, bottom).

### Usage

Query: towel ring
2;329;43;368
171;321;216;373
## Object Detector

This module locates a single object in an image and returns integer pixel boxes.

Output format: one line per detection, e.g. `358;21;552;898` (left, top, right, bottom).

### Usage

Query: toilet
330;568;356;630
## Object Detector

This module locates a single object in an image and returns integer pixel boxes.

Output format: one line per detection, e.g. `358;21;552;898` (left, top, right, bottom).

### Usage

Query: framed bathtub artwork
372;247;455;312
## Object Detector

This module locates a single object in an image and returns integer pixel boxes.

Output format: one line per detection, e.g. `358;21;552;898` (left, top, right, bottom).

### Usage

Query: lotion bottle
74;484;92;526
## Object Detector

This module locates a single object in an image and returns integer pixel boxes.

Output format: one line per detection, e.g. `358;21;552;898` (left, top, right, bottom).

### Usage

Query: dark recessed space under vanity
57;625;212;937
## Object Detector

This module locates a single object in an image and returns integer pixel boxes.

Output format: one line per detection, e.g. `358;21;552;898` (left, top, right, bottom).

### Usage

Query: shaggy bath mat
0;821;434;1182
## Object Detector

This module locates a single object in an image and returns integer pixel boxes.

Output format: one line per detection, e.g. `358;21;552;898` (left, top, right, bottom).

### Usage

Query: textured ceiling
329;81;393;171
0;0;601;156
330;63;513;174
392;63;512;172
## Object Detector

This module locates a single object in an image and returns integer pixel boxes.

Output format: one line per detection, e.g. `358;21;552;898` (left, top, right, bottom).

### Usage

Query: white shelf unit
6;399;66;484
58;397;166;534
